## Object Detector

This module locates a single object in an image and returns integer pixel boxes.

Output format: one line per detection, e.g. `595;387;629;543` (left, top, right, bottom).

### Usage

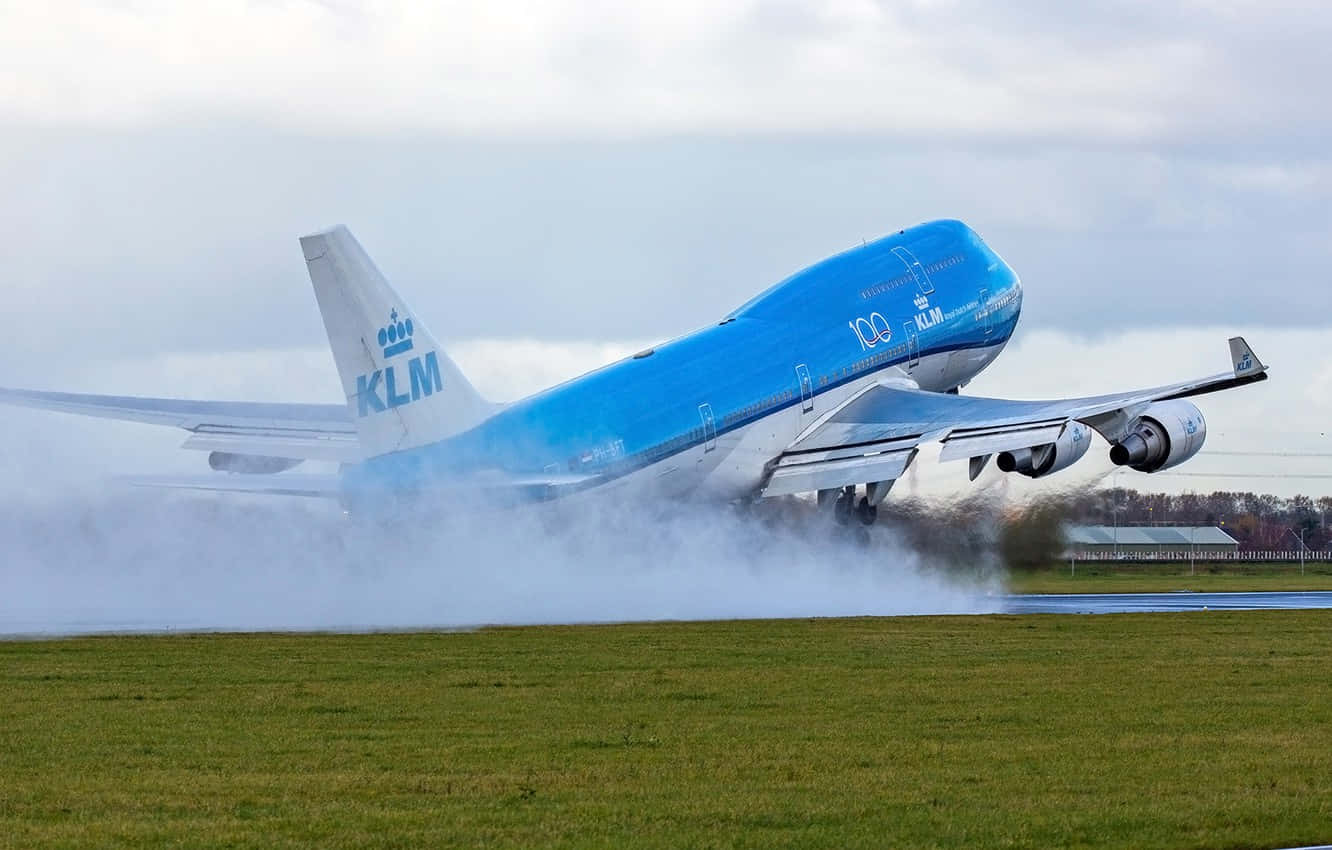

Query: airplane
0;219;1267;526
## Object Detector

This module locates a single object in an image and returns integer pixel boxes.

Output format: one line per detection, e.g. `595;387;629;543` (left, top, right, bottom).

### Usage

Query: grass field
3;613;1332;849
1007;561;1332;594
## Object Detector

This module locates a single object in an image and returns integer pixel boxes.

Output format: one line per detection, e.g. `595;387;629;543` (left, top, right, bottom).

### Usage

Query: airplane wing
0;387;359;463
762;336;1267;498
1;386;596;501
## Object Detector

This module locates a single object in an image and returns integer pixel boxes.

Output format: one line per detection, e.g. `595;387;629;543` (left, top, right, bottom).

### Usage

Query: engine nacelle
1109;400;1206;473
208;451;303;474
996;421;1092;479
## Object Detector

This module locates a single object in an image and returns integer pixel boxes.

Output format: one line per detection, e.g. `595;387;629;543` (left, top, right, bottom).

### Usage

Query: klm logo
378;309;414;358
914;306;944;331
1184;418;1198;436
1236;353;1253;373
913;293;930;311
355;310;444;417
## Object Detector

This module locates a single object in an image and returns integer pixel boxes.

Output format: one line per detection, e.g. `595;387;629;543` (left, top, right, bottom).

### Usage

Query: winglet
1228;336;1266;377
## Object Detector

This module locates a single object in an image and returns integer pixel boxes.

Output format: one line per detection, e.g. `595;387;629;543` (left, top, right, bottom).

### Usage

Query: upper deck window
860;254;964;300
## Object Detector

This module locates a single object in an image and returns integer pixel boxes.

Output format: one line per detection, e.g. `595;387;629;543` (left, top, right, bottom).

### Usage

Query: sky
2;0;1330;498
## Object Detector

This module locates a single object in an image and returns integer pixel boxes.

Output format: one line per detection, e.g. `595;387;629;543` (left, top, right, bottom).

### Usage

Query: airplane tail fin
300;225;492;458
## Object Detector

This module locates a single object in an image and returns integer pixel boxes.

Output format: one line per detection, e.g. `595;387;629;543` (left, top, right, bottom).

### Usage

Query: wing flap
763;448;917;498
937;422;1066;462
779;435;920;466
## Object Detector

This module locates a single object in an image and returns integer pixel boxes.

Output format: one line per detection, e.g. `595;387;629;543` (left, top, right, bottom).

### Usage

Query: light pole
1190;525;1196;576
1113;499;1119;559
1111;469;1125;559
1288;528;1307;576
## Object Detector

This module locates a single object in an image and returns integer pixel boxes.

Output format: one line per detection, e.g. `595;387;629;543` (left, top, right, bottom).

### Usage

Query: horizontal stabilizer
123;469;605;503
181;430;361;464
119;473;342;499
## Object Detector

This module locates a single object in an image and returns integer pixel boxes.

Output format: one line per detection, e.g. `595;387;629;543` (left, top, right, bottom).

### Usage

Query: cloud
2;1;1328;146
1;129;1328;361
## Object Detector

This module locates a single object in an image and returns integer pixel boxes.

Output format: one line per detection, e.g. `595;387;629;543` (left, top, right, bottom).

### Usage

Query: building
1063;525;1240;559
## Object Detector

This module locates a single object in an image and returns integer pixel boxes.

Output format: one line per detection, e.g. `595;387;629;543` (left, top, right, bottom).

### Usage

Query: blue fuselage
347;219;1022;498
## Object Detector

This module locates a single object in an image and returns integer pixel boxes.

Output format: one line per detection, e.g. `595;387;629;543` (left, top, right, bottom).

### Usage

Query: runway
3;592;1331;637
1002;591;1332;615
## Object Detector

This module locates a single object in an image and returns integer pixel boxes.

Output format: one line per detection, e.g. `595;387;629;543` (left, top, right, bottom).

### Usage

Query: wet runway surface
1002;591;1332;614
3;592;1332;637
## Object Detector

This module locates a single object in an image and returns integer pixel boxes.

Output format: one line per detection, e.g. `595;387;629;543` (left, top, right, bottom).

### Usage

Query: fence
1067;550;1332;563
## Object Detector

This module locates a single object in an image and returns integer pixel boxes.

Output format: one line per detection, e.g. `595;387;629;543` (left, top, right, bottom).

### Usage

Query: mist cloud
0;490;1001;637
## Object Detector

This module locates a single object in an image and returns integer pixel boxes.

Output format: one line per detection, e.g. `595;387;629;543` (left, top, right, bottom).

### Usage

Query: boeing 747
0;220;1267;525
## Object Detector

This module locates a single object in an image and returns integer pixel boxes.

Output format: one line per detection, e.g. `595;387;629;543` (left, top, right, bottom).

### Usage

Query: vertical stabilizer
300;226;491;458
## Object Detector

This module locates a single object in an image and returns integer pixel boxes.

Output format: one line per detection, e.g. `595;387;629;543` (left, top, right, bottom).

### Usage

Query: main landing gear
820;481;894;528
832;487;876;526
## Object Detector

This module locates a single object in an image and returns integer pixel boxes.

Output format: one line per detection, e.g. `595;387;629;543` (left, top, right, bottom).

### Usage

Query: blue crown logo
913;293;930;310
377;309;415;359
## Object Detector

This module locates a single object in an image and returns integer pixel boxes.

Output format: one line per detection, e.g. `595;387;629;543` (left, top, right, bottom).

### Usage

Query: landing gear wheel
856;497;878;526
833;490;853;526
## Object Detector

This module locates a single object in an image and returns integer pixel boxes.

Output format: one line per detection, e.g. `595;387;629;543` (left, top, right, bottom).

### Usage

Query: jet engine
996;421;1092;479
207;451;303;474
1109;400;1206;473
